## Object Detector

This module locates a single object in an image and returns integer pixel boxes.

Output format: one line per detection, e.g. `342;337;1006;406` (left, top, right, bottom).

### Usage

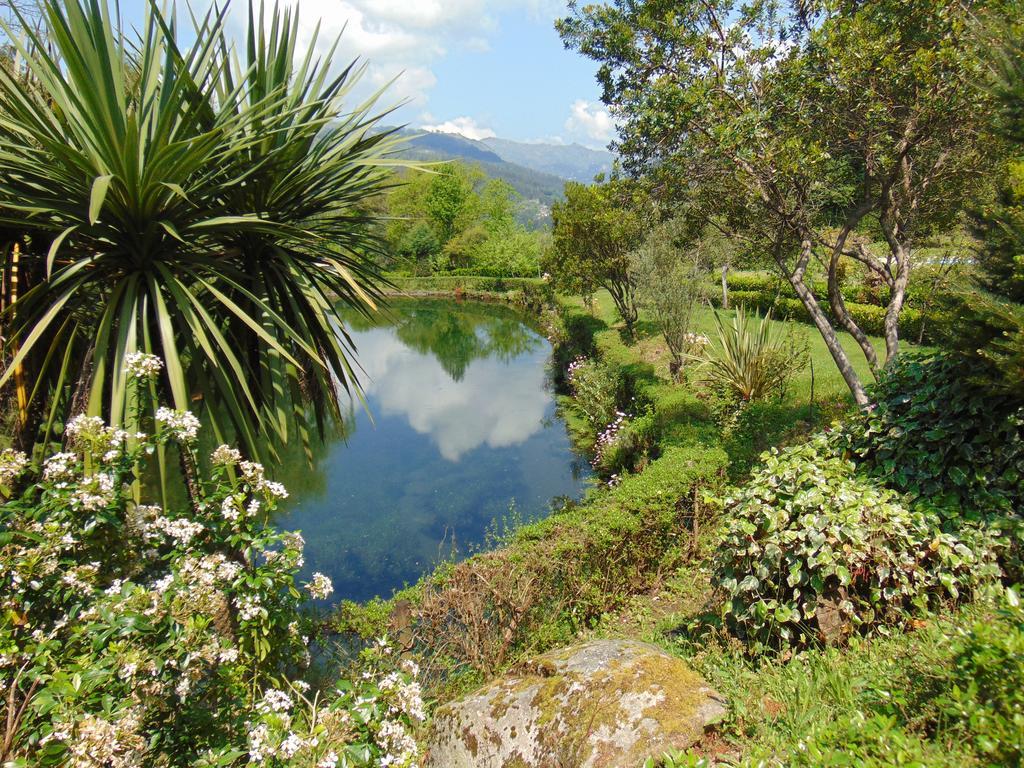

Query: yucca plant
0;0;406;462
699;306;805;403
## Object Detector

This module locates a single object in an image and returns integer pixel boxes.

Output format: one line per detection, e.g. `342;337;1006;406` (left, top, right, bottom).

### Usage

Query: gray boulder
424;639;727;768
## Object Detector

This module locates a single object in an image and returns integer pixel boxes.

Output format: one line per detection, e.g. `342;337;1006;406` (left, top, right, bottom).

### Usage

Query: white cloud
564;99;617;148
210;0;538;117
351;328;550;462
421;116;497;141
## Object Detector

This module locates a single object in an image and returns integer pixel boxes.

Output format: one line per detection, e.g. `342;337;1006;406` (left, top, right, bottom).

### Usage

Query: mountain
481;137;614;182
385;128;617;228
390;128;565;212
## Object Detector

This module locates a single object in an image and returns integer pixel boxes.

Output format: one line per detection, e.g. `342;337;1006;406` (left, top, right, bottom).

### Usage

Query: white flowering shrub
0;394;423;765
565;356;619;430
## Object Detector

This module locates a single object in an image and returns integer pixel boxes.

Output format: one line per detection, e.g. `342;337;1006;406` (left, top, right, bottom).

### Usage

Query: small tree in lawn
559;0;1007;405
548;179;645;337
631;218;712;380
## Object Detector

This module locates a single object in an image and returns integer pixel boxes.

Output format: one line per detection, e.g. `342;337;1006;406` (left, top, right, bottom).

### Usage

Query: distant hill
391;129;563;203
383;128;616;228
481;137;613;182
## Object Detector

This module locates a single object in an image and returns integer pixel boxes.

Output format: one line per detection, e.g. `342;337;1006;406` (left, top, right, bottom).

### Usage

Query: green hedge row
385;274;545;294
715;287;929;342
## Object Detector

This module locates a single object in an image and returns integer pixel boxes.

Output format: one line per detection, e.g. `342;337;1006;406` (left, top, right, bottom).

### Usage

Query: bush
937;588;1024;766
713;437;991;651
843;353;1024;520
566;356;620;430
700;307;807;410
788;712;962;767
716;283;929;342
0;360;424;766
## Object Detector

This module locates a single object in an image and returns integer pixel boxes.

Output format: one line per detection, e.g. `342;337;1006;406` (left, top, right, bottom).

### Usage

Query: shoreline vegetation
334;279;1023;767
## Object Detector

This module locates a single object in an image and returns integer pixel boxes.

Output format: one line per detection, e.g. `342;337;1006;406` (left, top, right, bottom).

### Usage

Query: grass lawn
561;289;932;407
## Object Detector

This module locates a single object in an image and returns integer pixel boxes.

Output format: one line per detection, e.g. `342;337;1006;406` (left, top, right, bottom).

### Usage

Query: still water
272;299;591;604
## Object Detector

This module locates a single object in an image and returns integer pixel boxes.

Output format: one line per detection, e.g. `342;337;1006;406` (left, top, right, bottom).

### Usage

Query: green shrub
726;272;789;294
593;410;659;476
843;354;1024;520
713;437;990;651
937;588;1024;766
700;307;807;408
566;356;620;430
715;286;928;341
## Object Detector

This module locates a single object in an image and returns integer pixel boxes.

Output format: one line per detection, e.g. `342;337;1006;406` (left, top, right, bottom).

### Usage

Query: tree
559;0;1004;405
0;0;406;460
548;179;645;336
425;163;480;244
631;218;711;380
951;18;1024;396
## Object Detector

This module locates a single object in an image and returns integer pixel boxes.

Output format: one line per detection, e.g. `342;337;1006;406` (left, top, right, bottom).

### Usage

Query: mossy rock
424;639;726;768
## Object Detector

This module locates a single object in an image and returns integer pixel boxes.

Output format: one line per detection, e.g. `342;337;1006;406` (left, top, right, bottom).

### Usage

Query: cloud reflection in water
352;327;551;461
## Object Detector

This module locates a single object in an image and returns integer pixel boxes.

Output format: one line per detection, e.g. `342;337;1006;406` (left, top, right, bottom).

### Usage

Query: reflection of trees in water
347;300;542;382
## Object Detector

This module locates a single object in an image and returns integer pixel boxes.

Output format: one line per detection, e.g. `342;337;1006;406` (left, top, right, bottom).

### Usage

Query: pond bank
336;281;730;702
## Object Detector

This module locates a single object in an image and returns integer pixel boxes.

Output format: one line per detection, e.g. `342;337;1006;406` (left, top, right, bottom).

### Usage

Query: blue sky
118;1;615;148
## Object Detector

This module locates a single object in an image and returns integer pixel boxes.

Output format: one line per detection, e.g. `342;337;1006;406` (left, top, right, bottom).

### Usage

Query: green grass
561;290;932;407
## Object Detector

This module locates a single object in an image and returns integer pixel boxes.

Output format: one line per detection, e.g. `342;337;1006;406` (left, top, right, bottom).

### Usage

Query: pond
272;299;592;604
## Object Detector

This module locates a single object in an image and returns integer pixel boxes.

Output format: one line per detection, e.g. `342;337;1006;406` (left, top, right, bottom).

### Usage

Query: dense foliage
938;591;1024;765
713;438;996;651
558;0;1007;404
630;219;711;380
0;357;424;766
546;179;646;336
0;0;401;460
381;162;547;278
844;354;1024;520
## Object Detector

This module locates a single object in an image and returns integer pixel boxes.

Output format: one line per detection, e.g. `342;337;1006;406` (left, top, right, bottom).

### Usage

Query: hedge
714;282;929;342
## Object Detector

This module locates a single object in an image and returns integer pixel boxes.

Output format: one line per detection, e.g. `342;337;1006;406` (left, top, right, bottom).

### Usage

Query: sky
117;0;617;149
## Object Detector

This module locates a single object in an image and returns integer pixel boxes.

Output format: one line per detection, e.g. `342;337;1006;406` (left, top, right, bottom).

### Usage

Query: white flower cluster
63;415;134;463
155;407;201;443
220;493;260;524
210;444;242;466
153;516;205;547
65;414;107;443
71;472;116;511
257;688;293;715
43;452;78;483
176;553;241;590
0;448;28;486
378;718;419;767
684;331;711;350
124;352;164;380
304;572;334;600
235;593;264;621
50;709;147;768
248;724;320;764
380;668;426;723
239;460;289;500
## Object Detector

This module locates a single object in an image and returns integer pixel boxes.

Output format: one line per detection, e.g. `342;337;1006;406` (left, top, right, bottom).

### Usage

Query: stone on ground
424;639;727;768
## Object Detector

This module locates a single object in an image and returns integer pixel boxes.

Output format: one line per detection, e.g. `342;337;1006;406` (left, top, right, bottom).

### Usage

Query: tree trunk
606;278;638;338
884;242;910;363
721;264;729;309
784;240;870;407
827;245;880;376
